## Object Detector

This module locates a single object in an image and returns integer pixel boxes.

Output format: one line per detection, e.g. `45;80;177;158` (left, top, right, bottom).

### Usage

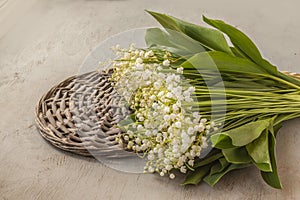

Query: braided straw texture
35;70;131;157
35;70;300;157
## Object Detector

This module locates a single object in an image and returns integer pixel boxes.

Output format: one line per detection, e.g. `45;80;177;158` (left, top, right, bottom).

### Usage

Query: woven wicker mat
35;69;132;157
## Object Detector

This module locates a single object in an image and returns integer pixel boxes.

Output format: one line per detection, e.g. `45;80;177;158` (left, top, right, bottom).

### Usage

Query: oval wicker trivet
35;70;131;157
35;70;300;157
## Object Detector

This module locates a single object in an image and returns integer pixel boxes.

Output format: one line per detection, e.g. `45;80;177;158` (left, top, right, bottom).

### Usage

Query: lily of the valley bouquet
108;11;300;189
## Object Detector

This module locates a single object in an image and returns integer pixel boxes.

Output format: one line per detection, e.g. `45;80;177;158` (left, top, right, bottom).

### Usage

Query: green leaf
181;51;268;75
146;10;233;54
230;47;247;58
209;134;235;149
182;163;213;185
203;16;277;74
246;130;272;172
203;163;251;186
211;118;271;148
194;151;224;168
145;28;206;57
208;158;230;175
202;16;300;86
261;128;282;189
222;147;252;164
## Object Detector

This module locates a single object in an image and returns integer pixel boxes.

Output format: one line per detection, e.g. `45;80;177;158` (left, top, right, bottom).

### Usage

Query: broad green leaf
182;163;213;185
203;163;251;186
203;16;277;74
230;47;247;58
246;130;272;172
194;151;224;168
145;28;173;47
181;51;268;75
208;158;229;175
203;15;261;59
261;128;282;189
146;10;233;54
211;118;271;148
145;28;182;54
202;15;300;87
145;28;206;57
210;134;235;149
222;147;251;164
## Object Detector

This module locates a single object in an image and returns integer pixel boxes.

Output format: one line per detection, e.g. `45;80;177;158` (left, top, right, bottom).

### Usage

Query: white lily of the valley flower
111;45;211;178
177;67;184;74
163;59;170;66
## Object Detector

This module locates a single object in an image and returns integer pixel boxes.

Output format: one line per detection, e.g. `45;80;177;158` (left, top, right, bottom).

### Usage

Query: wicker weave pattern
35;70;131;157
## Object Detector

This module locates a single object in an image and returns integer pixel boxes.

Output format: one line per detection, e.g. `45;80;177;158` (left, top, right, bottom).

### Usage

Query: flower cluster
111;45;213;179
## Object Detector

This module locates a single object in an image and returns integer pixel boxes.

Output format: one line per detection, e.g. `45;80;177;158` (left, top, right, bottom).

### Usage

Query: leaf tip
145;10;160;17
202;15;208;21
144;9;152;14
202;15;212;24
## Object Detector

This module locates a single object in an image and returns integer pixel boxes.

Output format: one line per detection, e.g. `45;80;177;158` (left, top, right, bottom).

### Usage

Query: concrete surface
1;0;300;199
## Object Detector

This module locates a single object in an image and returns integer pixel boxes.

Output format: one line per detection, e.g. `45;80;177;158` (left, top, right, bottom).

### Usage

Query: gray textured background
0;0;300;199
